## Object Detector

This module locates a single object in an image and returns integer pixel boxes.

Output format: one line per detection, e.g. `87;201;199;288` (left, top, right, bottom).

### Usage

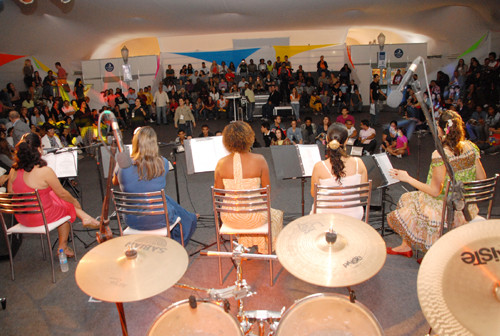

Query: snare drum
276;293;384;336
147;299;243;336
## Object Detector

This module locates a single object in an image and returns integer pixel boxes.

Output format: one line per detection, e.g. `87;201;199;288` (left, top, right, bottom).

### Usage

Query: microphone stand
170;149;181;204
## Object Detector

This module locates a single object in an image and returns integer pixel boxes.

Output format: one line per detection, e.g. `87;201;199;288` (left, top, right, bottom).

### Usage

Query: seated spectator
271;115;286;136
301;117;317;144
193;97;204;120
261;100;274;121
466;104;488;142
381;120;399;152
336;107;355;125
385;128;408;158
261;121;277;147
309;91;323;114
356;120;377;154
286;120;303;144
198;124;213;138
270;129;291;146
316;116;331;146
41;124;63;150
202;96;216;120
216;93;228;119
345;119;357;141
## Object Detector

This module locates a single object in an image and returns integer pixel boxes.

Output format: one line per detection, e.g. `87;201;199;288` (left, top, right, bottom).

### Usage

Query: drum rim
147;298;244;336
275;292;384;334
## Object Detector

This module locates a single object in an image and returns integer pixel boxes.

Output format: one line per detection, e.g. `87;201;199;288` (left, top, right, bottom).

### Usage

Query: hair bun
328;139;341;150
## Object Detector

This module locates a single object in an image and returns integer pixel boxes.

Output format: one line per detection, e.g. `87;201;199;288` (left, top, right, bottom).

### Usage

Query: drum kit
75;214;500;335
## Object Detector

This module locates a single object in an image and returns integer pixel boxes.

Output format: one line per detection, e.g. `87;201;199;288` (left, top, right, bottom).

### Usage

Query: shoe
63;246;75;258
417;257;423;264
83;217;100;230
386;247;413;258
396;154;402;159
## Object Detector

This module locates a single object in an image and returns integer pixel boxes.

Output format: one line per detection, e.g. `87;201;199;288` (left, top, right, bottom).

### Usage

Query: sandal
63;246;75;258
83;217;100;229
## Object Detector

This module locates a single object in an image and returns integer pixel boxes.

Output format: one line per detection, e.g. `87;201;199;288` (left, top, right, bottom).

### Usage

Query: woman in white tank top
310;122;368;220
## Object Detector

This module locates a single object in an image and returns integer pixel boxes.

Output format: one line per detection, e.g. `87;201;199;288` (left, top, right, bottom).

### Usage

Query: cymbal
418;219;500;336
276;213;386;287
75;234;188;303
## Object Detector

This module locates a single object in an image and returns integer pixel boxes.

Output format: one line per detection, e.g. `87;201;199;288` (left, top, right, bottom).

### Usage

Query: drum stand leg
116;302;128;336
347;287;356;303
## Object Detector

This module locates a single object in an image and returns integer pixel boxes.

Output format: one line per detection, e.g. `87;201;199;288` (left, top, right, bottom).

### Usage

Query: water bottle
59;248;69;273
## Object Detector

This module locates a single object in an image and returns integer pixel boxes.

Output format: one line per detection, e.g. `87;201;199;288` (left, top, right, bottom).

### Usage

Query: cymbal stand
325;225;357;303
201;244;281;336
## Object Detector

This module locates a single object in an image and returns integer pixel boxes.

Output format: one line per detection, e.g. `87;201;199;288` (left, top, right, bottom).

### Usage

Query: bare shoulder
431;150;442;159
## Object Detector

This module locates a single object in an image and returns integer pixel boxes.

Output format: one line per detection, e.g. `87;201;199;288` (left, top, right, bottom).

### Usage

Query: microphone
387;56;423;108
102;111;132;169
115;145;132;169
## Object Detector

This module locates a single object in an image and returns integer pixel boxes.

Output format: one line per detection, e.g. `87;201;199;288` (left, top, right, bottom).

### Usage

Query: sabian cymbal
75;234;188;302
417;220;500;336
276;213;386;287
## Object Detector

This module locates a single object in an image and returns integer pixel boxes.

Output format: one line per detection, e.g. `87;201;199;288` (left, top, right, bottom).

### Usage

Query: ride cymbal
276;213;386;287
75;235;188;302
418;220;500;336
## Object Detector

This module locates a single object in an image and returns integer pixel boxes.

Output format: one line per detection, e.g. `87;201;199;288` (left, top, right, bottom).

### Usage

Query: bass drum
276;293;384;336
147;299;243;336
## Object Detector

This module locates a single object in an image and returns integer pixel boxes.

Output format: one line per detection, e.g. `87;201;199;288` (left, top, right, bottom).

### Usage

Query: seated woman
381;120;398;152
310;123;368;220
387;110;486;257
214;121;283;253
270;129;291;146
7;133;99;257
386;128;408;158
112;126;197;246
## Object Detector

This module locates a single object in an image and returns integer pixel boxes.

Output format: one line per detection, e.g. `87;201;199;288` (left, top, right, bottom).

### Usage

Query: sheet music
186;136;230;173
346;138;355;146
43;150;78;178
296;144;322;177
372;153;399;185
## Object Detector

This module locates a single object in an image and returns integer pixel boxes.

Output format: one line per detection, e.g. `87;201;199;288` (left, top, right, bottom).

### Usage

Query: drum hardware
202;243;282;335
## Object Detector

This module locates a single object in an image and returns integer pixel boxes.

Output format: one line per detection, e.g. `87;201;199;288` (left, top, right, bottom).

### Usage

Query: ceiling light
377;33;386;51
121;45;129;64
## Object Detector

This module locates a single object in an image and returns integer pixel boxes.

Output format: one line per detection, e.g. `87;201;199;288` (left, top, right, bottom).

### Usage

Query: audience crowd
0;52;499;166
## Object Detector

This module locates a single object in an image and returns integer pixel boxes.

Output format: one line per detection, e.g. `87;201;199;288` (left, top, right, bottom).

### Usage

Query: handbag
369;103;376;115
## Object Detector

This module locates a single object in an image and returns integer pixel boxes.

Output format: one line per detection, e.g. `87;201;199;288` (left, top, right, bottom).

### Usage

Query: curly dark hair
222;121;254;153
13;133;47;172
326;123;349;183
438;110;465;156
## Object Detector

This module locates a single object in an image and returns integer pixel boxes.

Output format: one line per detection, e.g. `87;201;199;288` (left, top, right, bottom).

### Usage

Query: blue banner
173;48;260;67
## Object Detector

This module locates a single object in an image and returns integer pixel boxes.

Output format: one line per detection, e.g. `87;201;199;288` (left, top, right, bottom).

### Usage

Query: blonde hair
131;126;165;180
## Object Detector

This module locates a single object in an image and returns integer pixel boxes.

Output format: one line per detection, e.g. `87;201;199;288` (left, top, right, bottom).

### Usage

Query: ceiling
1;0;499;62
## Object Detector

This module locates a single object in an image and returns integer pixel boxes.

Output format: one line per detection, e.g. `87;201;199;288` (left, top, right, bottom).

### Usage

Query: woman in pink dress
7;133;99;257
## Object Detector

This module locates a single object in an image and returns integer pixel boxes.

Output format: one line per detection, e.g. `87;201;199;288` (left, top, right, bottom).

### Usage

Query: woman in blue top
112;126;197;246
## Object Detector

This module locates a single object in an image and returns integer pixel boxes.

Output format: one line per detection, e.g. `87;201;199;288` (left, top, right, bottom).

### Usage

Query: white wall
82;55;158;108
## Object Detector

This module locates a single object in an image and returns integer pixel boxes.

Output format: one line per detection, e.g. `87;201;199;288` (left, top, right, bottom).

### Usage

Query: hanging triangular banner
173;48;260;68
457;33;488;59
32;56;53;73
272;44;336;60
0;53;26;67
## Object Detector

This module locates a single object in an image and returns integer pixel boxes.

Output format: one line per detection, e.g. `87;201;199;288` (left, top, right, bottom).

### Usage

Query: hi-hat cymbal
75;235;188;303
418;220;500;336
276;213;386;287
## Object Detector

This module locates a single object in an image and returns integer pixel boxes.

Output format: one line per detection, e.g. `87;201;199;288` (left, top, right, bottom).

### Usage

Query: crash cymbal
276;213;386;287
417;220;500;336
75;235;188;303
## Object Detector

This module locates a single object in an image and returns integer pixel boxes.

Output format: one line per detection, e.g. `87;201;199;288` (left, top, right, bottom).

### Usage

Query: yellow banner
273;44;336;60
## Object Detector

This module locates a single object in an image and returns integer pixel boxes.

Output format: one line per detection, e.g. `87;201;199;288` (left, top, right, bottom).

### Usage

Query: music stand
361;153;400;236
271;144;322;216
